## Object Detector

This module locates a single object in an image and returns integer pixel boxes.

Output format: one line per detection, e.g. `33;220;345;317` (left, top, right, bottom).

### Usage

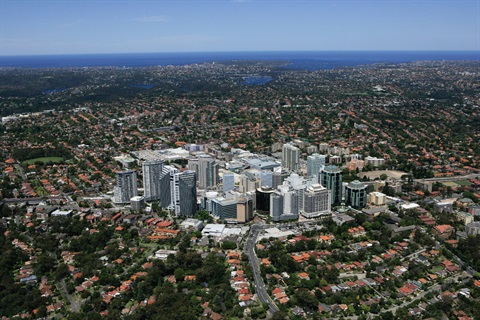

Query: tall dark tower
320;165;342;206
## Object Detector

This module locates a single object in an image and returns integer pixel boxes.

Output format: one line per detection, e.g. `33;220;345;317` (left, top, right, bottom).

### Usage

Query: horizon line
2;49;480;58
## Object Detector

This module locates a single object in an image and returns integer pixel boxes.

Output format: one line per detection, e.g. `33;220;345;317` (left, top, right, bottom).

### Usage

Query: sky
0;0;479;56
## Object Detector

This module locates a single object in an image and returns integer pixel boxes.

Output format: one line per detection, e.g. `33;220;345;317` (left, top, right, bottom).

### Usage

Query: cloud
134;16;169;23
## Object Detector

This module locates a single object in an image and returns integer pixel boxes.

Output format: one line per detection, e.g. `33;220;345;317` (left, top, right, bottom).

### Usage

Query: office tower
189;155;219;189
159;166;176;208
236;196;253;223
222;172;235;194
284;173;312;210
171;170;197;216
270;183;299;222
142;160;164;201
114;170;138;204
345;180;367;208
211;198;238;220
281;143;300;172
272;167;289;189
307;153;326;177
256;186;275;212
302;184;331;218
239;174;260;193
202;192;253;223
260;171;273;188
320;165;343;206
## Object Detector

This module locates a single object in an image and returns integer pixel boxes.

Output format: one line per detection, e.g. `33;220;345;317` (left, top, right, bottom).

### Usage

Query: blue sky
0;0;479;55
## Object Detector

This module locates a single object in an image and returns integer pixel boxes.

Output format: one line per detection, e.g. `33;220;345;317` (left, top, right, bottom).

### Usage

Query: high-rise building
142;160;164;201
202;191;253;223
256;186;275;212
260;171;273;188
270;183;299;222
222;172;235;194
171;170;197;216
159;166;176;208
114;170;138;204
239;174;260;193
302;184;331;218
236;196;254;223
210;197;237;220
281;143;300;172
307;153;326;177
189;155;219;189
320;165;343;206
272;167;289;189
345;180;367;208
283;173;313;210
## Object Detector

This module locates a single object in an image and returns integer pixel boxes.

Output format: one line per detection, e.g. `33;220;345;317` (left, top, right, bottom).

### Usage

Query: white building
369;192;386;206
365;156;385;167
301;184;331;218
180;218;204;230
270;183;299;222
307;153;326;177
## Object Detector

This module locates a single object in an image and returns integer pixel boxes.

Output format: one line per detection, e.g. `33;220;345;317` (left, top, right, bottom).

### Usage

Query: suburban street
244;223;280;315
58;279;81;313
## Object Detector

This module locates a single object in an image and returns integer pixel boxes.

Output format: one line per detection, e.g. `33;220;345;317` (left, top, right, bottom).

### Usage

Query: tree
174;268;185;282
36;305;47;318
219;240;236;251
36;252;55;275
54;263;70;281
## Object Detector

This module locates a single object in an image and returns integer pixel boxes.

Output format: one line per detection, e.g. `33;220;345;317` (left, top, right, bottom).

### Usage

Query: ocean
0;51;479;70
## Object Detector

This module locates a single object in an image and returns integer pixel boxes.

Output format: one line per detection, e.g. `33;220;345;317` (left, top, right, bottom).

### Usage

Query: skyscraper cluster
114;160;198;216
268;174;332;221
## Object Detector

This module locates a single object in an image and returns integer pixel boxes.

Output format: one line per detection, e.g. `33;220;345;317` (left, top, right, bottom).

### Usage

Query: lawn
442;181;458;188
455;180;472;186
22;157;64;165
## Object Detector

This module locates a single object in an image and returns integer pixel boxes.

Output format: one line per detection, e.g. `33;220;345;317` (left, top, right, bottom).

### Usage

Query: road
400;248;426;262
413;173;480;183
244;224;279;315
58;279;81;313
14;164;26;180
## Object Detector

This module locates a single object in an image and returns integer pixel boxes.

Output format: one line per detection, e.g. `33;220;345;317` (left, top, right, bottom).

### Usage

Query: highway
244;223;280;315
413;173;480;183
